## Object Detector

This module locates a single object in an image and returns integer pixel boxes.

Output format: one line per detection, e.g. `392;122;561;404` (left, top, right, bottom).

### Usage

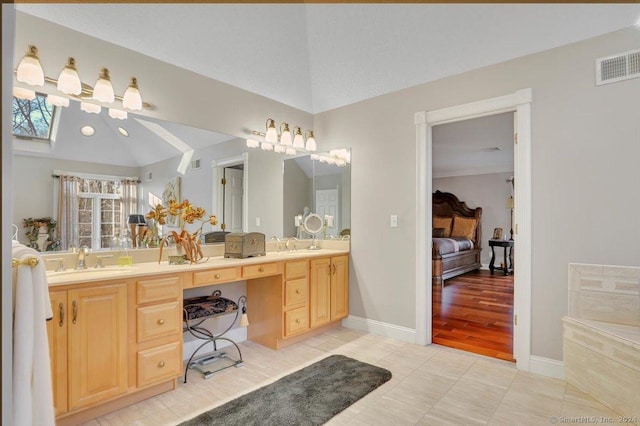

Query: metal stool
182;290;245;382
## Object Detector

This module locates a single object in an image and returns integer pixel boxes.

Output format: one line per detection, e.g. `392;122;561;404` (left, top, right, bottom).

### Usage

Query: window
78;179;123;250
12;94;56;140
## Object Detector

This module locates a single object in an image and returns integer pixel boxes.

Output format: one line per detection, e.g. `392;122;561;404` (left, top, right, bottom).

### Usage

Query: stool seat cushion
183;295;238;321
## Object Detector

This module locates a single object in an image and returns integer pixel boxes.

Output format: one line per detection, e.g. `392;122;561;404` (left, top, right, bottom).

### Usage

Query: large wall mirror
283;151;351;239
11;96;351;251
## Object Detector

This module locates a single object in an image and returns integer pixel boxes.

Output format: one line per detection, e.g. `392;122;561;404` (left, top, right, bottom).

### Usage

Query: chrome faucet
75;245;89;270
285;237;298;252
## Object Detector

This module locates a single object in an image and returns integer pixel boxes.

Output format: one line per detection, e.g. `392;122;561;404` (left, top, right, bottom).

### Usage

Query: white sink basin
47;267;133;277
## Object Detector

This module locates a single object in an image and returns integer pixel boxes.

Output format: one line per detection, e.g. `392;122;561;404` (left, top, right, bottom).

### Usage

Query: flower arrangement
146;199;218;264
22;217;59;251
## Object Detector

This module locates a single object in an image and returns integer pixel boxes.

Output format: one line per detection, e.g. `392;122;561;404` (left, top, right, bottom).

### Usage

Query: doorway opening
415;88;532;371
431;112;515;361
211;153;248;236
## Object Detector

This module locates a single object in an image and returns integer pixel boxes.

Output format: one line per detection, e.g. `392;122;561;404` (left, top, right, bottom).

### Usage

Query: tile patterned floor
81;327;635;426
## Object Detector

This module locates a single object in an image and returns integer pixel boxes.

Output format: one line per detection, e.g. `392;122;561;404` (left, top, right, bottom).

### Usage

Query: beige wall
314;27;640;360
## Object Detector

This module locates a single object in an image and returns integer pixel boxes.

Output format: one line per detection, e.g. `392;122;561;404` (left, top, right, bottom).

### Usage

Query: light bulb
46;94;69;107
13;87;36;100
57;57;82;95
280;122;292;146
246;139;260;148
305;130;317;152
16;45;44;86
292;126;305;149
92;68;115;103
122;77;142;111
80;102;101;114
265;119;278;143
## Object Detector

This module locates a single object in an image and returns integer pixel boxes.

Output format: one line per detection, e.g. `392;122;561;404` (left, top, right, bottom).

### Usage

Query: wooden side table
489;239;514;275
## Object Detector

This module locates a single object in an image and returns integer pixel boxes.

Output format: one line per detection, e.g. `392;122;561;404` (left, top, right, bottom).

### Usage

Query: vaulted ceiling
17;3;640;114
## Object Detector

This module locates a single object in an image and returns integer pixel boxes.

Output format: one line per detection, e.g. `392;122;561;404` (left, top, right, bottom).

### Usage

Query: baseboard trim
529;355;565;380
341;315;416;343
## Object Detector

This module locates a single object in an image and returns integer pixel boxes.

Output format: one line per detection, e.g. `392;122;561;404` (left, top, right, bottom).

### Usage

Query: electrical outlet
255;217;261;227
390;215;398;228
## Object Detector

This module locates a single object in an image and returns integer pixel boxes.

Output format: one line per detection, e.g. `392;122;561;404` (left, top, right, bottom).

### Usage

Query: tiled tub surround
563;263;640;417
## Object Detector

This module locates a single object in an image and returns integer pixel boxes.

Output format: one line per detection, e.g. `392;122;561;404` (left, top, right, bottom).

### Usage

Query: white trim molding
342;315;416;344
415;88;533;372
433;165;514;179
529;355;566;380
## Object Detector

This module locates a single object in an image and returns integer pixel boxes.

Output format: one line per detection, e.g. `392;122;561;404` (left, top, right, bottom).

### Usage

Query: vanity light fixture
57;57;82;95
92;68;115;103
13;86;36;100
118;127;129;137
13;45;150;115
80;125;95;136
246;118;318;155
46;94;70;108
16;45;44;86
108;108;128;120
80;101;101;114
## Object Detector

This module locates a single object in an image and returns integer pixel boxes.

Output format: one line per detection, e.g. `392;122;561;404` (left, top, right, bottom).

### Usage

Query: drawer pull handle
258;267;264;272
72;300;78;324
58;302;64;327
295;319;301;324
295;289;301;294
157;319;165;325
215;273;221;279
158;361;165;368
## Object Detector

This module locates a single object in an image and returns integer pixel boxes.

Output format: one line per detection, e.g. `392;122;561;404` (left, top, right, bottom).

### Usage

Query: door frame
414;88;532;371
211;153;249;233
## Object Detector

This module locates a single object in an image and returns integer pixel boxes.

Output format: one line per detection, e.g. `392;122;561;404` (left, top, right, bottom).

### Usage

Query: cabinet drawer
192;267;240;287
137;342;181;388
137;301;182;343
242;262;279;279
285;260;308;280
136;276;181;304
284;306;309;337
284;278;308;308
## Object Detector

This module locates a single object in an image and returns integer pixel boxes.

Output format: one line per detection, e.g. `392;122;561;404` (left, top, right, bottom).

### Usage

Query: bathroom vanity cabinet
45;249;348;424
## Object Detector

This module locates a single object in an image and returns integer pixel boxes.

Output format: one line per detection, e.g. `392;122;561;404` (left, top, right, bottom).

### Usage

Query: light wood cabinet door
331;255;349;321
47;290;68;416
310;258;331;328
67;283;128;411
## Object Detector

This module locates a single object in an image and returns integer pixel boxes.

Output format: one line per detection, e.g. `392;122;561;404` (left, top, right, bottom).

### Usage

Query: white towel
12;241;55;426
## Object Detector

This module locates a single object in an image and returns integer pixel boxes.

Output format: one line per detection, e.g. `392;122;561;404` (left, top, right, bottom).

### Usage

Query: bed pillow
433;217;453;237
451;215;478;240
432;228;446;238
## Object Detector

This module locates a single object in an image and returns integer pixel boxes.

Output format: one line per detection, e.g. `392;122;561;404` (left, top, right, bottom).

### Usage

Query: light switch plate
390;215;398;228
255;217;261;227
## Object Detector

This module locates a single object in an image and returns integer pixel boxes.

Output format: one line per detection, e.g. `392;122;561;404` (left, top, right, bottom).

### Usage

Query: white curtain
120;179;138;232
56;175;79;250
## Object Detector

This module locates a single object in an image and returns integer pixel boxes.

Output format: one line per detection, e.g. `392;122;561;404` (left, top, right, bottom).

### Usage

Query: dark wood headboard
432;190;482;248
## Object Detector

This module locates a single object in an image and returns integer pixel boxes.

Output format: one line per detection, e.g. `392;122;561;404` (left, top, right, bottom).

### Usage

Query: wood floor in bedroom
432;269;515;362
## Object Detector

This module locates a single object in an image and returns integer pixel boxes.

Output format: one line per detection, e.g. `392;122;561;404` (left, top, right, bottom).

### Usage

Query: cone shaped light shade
292;127;305;149
305;131;317;152
16;46;44;86
46;95;69;107
108;108;127;120
122;77;142;111
81;102;101;114
246;139;260;148
57;58;82;95
265;119;278;143
13;87;36;100
93;68;115;103
280;123;292;146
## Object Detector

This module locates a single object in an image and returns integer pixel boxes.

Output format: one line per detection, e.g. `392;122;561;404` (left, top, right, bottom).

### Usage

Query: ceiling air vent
191;159;201;170
596;49;640;86
146;171;152;181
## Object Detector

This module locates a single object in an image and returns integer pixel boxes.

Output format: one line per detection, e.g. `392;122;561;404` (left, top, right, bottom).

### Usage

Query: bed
432;190;482;286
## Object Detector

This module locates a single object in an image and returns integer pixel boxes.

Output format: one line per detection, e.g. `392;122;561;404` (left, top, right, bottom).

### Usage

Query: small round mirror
303;213;323;235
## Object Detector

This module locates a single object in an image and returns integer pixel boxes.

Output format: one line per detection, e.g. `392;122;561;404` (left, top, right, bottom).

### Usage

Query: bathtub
563;263;639;417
